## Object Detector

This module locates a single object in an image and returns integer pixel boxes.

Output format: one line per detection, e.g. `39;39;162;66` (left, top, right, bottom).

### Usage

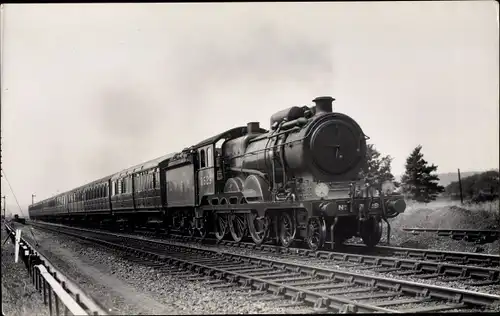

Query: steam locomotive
29;96;406;250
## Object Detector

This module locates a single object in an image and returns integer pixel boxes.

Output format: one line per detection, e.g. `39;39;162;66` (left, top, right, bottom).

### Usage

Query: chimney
312;96;335;114
247;122;260;134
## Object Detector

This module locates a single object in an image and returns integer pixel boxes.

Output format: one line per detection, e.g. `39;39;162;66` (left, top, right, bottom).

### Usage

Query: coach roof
110;152;176;180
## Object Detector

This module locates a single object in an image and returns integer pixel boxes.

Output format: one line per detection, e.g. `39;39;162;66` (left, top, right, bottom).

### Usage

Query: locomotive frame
29;96;406;251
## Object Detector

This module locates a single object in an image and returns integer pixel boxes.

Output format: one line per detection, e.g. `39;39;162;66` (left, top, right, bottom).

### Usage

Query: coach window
200;149;206;168
207;147;213;167
156;169;160;188
134;174;139;192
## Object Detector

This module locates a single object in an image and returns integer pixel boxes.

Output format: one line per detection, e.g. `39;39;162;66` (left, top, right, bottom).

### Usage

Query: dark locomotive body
28;96;406;250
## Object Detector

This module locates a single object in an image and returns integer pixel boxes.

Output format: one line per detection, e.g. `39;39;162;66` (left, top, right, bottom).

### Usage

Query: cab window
200;149;206;168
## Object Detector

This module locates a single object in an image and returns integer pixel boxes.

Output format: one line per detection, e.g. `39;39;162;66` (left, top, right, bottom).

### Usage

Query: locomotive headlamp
314;183;330;198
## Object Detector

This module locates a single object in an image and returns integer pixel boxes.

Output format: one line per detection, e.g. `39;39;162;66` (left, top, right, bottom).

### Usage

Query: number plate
337;204;349;212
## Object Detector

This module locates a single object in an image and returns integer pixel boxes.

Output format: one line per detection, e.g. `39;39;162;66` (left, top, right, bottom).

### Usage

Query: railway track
164;235;500;285
30;222;500;285
119;227;500;268
31;221;500;313
403;228;500;244
3;222;108;316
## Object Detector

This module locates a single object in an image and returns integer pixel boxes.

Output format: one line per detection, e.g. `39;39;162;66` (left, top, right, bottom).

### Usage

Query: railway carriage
28;96;406;250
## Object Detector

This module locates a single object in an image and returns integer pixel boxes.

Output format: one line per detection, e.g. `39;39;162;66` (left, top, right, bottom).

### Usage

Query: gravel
380;200;500;255
161;238;500;297
25;209;500;315
22;226;328;314
1;225;50;316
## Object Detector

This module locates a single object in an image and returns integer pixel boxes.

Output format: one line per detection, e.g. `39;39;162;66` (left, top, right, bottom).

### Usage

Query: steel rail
32;222;500;313
31;222;500;283
86;225;500;267
116;226;500;267
178;237;500;284
403;228;500;244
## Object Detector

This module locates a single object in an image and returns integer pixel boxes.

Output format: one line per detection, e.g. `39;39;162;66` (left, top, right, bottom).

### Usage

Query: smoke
81;19;336;181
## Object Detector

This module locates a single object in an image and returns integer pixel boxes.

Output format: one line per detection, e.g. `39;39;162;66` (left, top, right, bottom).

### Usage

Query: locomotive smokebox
313;96;335;114
247;122;260;134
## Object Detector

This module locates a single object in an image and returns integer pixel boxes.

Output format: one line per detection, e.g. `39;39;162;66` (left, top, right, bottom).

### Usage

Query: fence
4;223;108;316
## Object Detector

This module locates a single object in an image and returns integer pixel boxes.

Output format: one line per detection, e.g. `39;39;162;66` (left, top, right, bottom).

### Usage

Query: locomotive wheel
306;217;326;251
279;212;296;248
360;217;383;247
197;215;208;239
229;214;248;243
247;213;270;246
214;214;228;241
187;218;196;237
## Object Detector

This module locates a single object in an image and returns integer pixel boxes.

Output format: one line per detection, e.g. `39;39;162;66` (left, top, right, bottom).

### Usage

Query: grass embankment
387;200;500;253
1;225;49;316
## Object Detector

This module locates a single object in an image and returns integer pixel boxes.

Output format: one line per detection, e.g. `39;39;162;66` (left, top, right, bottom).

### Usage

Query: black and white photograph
1;1;499;315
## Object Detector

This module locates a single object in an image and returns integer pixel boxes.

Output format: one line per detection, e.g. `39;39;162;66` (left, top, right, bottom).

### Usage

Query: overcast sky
1;1;498;212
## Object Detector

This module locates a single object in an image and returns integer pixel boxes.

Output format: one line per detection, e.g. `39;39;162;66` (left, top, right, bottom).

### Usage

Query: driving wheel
247;213;270;245
279;212;296;248
229;213;248;242
214;214;228;241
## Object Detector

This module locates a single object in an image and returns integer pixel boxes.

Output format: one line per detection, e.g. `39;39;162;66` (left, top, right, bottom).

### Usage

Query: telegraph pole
457;168;464;205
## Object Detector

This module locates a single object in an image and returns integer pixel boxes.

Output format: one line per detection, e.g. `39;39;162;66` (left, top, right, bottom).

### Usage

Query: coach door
197;145;215;203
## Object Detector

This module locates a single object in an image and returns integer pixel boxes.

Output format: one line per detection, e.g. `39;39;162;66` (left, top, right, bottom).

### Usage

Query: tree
358;143;396;187
445;170;499;202
401;145;444;203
